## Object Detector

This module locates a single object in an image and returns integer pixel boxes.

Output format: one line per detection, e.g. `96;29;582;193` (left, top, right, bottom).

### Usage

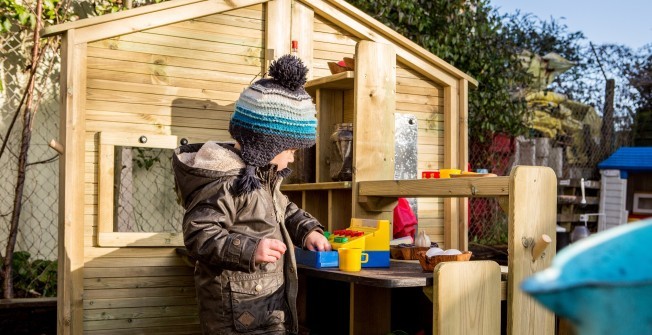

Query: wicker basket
416;251;472;272
390;246;429;260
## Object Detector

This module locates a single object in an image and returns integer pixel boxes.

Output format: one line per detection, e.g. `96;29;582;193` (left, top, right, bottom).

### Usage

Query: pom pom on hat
268;55;308;91
229;54;317;195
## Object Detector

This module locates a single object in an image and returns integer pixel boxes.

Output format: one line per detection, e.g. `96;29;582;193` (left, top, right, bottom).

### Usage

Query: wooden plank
84;295;197;310
329;189;353;232
265;0;291;63
352;40;396;221
98;232;184;247
155;20;264;41
351;284;391;335
87;69;252;95
88;79;241;104
86;93;237;114
315;89;343;182
433;261;501;335
557;213;599;223
84;315;200;331
280;181;351;191
87;58;257;86
84;286;196;300
84;247;179;260
84;276;194;290
89;39;263;67
396;83;443;97
97;142;114;234
443;84;460;250
85;266;192;278
558;195;599;205
195;10;264;30
85;324;201;335
558;178;601;189
302;191;329;230
58;32;86;335
305;71;354;92
291;1;315;78
86;101;232;121
72;0;269;44
358;177;510;198
115;31;265;58
313;48;355;61
458;79;469;252
85;257;189;268
314;38;356;51
86;47;261;77
508;166;557;335
84;305;197;321
87;110;230;130
86;121;229;142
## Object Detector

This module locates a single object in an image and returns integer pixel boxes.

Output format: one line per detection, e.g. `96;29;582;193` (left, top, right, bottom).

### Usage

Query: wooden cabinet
281;41;397;232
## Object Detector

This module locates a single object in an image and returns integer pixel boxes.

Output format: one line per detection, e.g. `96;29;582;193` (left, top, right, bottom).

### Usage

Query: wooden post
508;166;557;335
57;29;86;335
265;0;291;66
352;40;396;221
458;79;469;251
433;261;501;335
600;78;615;161
290;0;314;78
444;83;460;250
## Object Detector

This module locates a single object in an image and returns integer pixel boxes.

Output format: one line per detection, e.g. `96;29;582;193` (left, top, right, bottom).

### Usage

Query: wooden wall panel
82;5;264;333
312;15;358;79
395;61;446;244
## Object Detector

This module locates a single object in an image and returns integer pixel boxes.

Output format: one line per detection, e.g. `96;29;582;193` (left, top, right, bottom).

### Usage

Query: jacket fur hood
172;142;244;208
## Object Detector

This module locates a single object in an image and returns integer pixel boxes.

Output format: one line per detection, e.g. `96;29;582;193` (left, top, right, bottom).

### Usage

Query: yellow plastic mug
338;248;369;272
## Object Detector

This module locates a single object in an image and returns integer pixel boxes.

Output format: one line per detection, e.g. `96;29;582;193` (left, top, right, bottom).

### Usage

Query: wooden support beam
351;40;396;220
507;166;557;335
266;0;292;65
57;29;86;335
291;0;314;78
358;177;510;198
49;139;64;154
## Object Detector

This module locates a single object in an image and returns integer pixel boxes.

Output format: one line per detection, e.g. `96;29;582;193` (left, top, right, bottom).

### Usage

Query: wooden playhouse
44;0;557;334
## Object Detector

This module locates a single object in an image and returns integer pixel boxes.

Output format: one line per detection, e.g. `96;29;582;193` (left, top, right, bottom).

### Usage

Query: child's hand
255;238;287;264
304;231;332;251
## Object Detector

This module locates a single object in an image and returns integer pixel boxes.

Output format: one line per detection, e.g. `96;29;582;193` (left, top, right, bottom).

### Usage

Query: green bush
1;251;57;298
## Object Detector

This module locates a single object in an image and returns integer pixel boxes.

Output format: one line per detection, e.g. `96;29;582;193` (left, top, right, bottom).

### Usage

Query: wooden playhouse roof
42;0;477;87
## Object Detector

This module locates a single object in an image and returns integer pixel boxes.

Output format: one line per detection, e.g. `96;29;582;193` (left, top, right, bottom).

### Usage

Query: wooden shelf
358;177;510;198
280;181;352;192
305;71;354;94
558;179;600;189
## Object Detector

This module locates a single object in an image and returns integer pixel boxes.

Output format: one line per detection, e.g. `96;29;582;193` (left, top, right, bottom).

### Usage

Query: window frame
97;131;183;247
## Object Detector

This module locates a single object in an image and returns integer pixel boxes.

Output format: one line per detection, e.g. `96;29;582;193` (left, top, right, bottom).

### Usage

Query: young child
172;55;330;335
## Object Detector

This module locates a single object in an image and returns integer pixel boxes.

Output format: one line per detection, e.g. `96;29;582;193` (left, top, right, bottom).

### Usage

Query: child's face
270;149;297;170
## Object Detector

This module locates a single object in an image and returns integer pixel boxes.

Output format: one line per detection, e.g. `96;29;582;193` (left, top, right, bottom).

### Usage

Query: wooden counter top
298;260;432;288
299;260;509;289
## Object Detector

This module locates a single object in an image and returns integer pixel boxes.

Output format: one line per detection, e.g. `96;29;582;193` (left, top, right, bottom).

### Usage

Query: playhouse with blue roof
598;147;652;227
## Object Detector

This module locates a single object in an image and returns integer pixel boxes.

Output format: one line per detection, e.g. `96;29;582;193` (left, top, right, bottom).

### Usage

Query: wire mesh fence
1;28;61;262
468;99;635;262
114;147;184;233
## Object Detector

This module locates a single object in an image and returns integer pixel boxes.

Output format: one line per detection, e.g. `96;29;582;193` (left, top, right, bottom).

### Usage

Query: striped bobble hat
229;54;317;194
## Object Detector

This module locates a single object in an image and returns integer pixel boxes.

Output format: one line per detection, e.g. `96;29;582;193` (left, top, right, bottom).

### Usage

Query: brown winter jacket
172;142;323;335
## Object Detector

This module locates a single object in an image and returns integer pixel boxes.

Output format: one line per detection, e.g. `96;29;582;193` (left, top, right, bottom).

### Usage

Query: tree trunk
2;0;43;299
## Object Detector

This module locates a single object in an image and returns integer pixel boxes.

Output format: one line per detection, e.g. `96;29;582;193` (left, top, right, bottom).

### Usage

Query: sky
489;0;652;50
